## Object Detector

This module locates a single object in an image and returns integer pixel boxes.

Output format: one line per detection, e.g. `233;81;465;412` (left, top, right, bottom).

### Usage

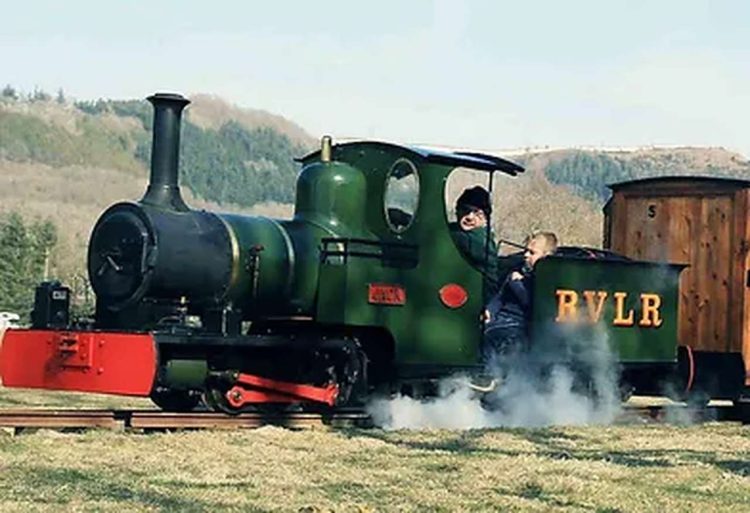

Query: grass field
0;387;748;512
0;422;748;512
0;335;746;513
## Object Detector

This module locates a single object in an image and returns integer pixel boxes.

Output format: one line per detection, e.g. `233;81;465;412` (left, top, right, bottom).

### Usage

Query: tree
1;84;18;101
178;120;307;207
56;88;66;105
31;87;51;102
0;213;58;318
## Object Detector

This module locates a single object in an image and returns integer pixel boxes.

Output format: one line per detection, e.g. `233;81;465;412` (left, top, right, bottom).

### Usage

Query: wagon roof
608;175;750;191
298;140;525;176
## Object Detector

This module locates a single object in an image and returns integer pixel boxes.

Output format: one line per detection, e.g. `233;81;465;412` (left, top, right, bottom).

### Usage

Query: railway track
0;408;373;434
617;402;747;424
0;401;746;433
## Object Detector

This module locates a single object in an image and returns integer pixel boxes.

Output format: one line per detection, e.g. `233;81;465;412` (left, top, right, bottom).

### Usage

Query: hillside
1;92;314;187
1;89;748;312
0;92;312;237
0;92;307;309
528;147;750;203
188;94;314;148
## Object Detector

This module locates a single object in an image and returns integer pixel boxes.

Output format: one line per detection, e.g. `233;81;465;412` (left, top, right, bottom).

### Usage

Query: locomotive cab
300;141;525;383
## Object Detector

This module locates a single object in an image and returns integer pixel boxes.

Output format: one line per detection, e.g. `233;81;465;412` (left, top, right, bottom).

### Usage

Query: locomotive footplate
152;331;352;349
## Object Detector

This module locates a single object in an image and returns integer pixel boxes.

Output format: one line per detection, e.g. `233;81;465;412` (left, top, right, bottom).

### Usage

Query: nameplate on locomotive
554;289;663;327
368;283;406;306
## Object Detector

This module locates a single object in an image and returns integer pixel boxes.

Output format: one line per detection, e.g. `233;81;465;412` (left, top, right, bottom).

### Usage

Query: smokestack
141;93;190;211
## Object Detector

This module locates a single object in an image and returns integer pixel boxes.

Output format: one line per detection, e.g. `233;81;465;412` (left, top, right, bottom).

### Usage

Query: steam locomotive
0;93;686;412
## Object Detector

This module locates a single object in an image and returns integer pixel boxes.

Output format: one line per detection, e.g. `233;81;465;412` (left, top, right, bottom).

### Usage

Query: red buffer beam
0;329;157;396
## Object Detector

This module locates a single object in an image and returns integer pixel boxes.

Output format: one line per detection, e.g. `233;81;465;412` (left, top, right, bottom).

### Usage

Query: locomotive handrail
321;237;418;249
320;237;418;267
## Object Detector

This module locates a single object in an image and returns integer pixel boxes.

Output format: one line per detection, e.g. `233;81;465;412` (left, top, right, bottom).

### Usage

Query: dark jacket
449;224;500;298
485;268;532;326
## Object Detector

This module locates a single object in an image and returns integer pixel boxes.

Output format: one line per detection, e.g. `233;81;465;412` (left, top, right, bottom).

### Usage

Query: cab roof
298;141;525;176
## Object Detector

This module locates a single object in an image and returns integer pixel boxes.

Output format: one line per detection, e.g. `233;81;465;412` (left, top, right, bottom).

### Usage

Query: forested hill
533;147;750;204
1;87;748;314
0;89;315;207
3;87;748;208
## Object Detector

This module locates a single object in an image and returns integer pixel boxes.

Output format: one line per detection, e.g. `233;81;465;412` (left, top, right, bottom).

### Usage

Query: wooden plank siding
604;178;750;385
666;197;695;351
738;189;750;385
703;196;732;352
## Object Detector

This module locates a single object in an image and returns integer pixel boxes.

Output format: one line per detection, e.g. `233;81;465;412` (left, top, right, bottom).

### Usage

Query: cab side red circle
439;284;468;309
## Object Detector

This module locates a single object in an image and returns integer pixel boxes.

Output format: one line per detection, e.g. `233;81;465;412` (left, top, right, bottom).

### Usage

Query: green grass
0;423;748;512
0;386;153;410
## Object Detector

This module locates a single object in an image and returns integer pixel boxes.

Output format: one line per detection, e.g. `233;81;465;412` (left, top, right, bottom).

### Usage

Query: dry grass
610;146;750;172
516;147;750;176
187;94;315;148
0;387;152;410
0;421;747;512
0;159;147;279
1;100;86;136
0;385;747;511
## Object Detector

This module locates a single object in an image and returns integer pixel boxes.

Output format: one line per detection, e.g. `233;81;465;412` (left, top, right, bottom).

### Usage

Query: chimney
141;93;190;211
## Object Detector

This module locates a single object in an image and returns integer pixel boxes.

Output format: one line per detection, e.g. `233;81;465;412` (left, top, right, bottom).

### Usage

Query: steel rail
618;403;745;424
0;403;745;433
0;408;373;433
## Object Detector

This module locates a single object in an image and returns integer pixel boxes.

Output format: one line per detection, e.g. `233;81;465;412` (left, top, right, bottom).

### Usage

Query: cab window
384;159;419;233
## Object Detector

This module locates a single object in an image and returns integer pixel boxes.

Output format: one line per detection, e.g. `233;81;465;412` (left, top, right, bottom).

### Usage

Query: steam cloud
367;328;622;430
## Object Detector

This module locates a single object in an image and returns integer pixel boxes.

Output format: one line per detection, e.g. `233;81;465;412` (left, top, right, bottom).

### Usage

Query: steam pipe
141;93;190;211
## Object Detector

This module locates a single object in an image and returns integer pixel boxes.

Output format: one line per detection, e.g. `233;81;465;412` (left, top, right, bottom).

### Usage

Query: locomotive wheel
202;383;253;415
150;389;201;412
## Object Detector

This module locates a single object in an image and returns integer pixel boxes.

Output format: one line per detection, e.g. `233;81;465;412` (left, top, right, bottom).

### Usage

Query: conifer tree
0;213;58;317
